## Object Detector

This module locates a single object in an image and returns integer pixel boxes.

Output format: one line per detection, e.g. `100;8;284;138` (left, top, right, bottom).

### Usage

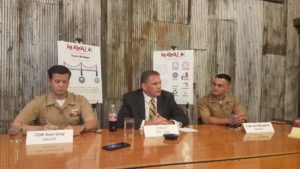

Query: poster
153;50;194;104
57;41;103;104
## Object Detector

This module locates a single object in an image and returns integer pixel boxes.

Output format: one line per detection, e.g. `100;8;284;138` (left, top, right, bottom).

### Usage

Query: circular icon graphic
95;77;100;83
79;76;85;83
172;72;178;78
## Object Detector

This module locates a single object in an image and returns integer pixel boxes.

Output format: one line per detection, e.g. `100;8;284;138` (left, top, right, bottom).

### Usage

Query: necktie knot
150;98;155;104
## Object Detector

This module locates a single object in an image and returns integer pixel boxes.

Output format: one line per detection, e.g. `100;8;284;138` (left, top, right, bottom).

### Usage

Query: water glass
124;118;135;138
8;121;23;143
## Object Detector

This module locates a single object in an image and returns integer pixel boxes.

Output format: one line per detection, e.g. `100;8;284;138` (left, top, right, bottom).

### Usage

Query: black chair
198;117;204;124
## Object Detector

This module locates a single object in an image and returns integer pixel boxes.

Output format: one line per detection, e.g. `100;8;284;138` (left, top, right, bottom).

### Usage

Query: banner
153;50;194;104
57;41;103;104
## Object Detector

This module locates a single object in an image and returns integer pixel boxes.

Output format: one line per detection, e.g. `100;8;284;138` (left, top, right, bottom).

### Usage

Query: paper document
288;127;300;139
179;127;198;132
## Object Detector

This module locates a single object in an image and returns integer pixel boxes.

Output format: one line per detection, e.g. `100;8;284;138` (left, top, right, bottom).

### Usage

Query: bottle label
108;114;117;121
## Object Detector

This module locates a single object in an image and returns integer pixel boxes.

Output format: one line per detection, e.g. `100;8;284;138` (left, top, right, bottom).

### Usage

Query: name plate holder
288;127;300;139
243;132;274;141
144;125;179;137
26;129;73;145
26;143;73;155
243;122;275;133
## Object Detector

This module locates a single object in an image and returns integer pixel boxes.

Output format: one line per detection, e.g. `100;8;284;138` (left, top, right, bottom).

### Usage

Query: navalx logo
66;44;92;53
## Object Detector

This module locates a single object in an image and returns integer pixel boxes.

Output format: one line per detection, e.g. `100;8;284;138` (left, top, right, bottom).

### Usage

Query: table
1;124;300;169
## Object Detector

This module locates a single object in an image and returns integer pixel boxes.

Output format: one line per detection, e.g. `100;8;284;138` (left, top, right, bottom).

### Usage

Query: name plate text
243;122;274;133
144;125;179;137
26;129;73;145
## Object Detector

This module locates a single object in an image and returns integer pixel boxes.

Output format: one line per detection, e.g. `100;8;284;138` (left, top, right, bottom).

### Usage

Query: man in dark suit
117;70;189;129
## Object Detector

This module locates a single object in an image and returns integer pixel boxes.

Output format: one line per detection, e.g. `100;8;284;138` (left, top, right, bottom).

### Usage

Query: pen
45;120;60;129
46;120;53;125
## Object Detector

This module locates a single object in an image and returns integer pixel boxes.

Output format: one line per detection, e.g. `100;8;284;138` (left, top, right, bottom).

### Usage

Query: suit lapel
137;90;146;119
157;94;164;115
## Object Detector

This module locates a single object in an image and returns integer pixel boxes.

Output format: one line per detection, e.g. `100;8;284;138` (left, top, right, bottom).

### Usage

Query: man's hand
145;114;174;125
8;120;23;135
294;119;300;127
229;113;247;125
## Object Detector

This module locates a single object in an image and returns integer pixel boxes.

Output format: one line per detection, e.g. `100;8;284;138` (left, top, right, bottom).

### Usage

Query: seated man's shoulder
123;89;142;98
67;92;89;102
225;94;239;102
198;94;211;102
32;93;50;102
159;90;176;99
161;90;173;95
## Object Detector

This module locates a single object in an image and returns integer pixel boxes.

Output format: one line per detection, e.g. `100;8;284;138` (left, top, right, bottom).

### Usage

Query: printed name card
144;125;179;137
243;122;274;133
288;127;300;139
26;129;73;145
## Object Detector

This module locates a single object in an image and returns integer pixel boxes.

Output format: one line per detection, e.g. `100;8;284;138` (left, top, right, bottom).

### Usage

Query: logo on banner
182;61;190;70
64;62;100;84
66;43;93;53
172;62;179;70
172;72;178;79
181;72;189;80
182;82;188;88
173;89;178;96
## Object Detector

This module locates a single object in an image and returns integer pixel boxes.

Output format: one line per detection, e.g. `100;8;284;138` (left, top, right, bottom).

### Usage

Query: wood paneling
0;0;21;133
260;54;286;120
235;0;264;121
286;0;300;120
263;1;287;55
0;0;59;133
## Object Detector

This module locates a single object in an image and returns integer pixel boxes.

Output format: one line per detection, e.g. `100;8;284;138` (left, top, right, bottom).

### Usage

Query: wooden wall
0;0;300;132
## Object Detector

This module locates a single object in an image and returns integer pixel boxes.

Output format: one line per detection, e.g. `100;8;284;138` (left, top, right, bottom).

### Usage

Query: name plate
144;125;179;137
26;129;73;145
288;127;300;139
243;122;274;133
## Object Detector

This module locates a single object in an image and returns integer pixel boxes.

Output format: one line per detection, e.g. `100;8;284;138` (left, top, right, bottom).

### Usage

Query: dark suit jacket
117;89;189;129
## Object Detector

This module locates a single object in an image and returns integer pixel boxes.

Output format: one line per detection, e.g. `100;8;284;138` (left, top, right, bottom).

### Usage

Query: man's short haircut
215;73;231;84
140;70;160;84
48;65;71;79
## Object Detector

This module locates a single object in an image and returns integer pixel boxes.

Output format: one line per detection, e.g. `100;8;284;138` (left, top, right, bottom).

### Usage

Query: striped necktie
149;99;157;119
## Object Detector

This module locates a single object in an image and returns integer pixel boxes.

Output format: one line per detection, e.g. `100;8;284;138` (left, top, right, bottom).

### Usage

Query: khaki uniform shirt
198;93;246;118
17;92;95;128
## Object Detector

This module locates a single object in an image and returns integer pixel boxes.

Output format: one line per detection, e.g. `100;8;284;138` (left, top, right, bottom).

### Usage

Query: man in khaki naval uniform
198;74;247;125
9;65;98;136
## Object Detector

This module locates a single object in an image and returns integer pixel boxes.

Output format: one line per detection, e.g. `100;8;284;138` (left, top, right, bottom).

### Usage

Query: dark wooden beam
294;18;300;33
263;0;284;3
295;18;300;118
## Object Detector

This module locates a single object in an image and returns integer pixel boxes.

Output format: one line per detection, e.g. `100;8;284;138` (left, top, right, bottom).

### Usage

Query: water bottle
108;104;117;131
